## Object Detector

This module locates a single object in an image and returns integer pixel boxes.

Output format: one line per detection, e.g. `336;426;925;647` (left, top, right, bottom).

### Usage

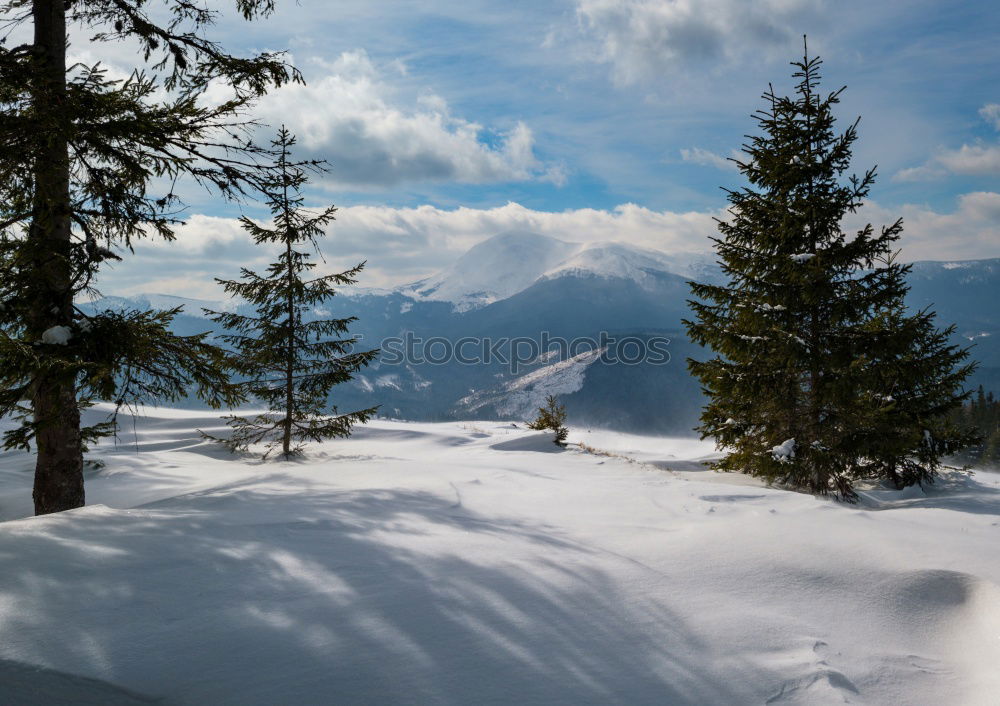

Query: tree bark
282;234;294;458
29;0;84;515
282;151;294;458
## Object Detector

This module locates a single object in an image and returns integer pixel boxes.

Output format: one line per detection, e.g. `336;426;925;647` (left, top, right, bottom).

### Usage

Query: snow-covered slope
458;346;606;418
2;406;999;705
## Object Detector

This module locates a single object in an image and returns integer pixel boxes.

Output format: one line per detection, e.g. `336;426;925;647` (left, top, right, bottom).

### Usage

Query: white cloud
847;192;1000;262
251;50;558;188
895;104;1000;180
680;147;739;171
161;215;248;253
893;164;944;182
574;0;821;85
896;143;1000;181
936;144;1000;176
979;103;1000;131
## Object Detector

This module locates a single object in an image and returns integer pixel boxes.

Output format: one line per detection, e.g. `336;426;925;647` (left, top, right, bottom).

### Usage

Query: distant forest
951;387;1000;466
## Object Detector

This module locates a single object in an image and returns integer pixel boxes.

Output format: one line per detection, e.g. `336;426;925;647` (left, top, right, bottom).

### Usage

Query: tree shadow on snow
857;469;1000;517
0;481;755;705
489;434;566;453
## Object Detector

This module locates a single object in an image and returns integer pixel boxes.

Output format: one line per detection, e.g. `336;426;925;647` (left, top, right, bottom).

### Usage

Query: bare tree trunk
282;260;294;457
282;153;294;458
29;0;84;515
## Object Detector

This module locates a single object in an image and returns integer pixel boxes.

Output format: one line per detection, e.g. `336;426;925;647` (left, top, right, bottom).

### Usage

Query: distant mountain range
86;232;1000;433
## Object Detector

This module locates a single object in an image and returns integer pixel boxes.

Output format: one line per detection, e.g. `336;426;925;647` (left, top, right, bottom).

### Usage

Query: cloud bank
895;103;1000;181
93;195;1000;299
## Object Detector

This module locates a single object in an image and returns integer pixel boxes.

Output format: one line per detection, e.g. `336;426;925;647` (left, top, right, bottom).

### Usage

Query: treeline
950;387;1000;466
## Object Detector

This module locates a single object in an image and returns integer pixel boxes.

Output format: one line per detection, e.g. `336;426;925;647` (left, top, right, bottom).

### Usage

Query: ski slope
1;407;999;705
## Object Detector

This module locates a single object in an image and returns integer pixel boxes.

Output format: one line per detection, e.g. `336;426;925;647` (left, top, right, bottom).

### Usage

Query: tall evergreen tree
205;128;379;459
684;40;975;500
0;1;298;514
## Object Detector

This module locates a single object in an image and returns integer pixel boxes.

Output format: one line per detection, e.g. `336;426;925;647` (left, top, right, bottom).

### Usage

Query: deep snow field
1;407;999;705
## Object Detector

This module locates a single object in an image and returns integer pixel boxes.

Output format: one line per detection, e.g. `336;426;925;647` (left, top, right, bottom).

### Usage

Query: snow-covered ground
1;407;999;705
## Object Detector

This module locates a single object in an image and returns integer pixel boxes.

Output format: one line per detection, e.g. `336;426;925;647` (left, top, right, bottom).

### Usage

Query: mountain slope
84;236;1000;431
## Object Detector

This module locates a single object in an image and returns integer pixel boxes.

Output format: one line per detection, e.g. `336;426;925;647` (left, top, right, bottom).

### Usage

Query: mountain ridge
97;231;1000;316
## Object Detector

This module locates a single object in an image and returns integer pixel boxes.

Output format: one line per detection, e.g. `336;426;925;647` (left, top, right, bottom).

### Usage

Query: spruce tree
0;1;298;514
205;128;379;459
527;395;569;446
684;40;975;500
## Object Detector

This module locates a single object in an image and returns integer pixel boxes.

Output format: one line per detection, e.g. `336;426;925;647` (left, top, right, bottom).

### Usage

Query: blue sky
87;0;1000;297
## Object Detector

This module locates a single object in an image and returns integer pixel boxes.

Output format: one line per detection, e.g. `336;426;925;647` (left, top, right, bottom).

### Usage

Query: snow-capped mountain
396;231;718;311
90;292;224;316
538;241;715;286
398;232;578;311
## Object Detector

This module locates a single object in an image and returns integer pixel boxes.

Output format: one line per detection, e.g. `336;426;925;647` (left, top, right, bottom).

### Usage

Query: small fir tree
684;39;975;500
205;128;378;458
527;395;569;446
